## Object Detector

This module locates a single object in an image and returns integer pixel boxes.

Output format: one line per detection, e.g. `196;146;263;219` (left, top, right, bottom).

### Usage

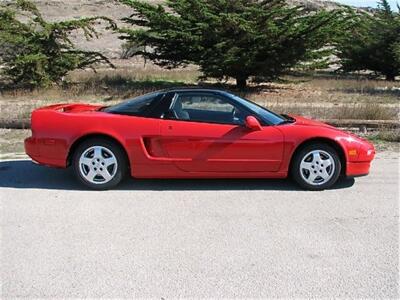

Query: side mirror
245;116;262;131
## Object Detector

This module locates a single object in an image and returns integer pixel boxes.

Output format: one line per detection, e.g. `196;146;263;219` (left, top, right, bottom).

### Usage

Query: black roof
160;87;230;94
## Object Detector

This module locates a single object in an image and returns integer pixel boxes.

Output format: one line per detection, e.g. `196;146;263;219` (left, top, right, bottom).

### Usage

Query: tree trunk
235;76;248;89
385;73;396;81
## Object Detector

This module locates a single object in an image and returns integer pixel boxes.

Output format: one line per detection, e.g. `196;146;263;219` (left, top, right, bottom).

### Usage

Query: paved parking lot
1;152;399;298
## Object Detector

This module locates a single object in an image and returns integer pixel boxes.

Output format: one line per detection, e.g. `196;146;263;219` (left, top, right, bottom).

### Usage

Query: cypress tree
0;0;116;88
118;0;344;88
336;0;400;81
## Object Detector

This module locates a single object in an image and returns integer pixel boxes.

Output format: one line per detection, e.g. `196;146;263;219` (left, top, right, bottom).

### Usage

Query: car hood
290;115;335;129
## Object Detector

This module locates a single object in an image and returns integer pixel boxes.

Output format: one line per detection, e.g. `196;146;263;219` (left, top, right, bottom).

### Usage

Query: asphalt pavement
1;152;399;298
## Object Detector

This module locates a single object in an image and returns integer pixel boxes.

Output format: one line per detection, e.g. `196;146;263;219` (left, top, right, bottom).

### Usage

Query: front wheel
72;138;127;190
291;143;341;191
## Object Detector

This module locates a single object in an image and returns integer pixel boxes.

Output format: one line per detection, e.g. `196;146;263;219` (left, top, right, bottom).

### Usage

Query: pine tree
118;0;344;88
336;0;400;81
0;0;116;88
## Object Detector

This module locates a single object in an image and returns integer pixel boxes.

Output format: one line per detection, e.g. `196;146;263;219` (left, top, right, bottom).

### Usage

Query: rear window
103;92;160;116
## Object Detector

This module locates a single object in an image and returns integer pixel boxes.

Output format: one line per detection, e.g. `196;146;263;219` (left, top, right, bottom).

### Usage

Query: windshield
103;92;160;115
225;92;286;125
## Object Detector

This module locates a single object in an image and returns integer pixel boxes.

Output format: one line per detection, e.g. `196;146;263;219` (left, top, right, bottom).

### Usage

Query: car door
157;92;284;173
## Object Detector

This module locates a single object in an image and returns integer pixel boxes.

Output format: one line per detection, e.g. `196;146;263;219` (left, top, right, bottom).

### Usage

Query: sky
334;0;399;9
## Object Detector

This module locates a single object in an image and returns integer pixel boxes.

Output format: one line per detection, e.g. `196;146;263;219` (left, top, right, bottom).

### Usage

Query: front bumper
346;161;372;177
345;143;375;177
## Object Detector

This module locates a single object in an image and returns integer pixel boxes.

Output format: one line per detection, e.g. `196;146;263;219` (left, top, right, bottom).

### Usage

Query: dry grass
0;129;30;158
70;66;200;84
0;69;399;125
0;67;200;101
368;129;400;143
365;129;400;152
263;103;398;120
240;75;400;105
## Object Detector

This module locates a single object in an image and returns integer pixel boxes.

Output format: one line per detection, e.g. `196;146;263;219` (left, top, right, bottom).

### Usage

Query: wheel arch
289;137;347;175
67;133;130;168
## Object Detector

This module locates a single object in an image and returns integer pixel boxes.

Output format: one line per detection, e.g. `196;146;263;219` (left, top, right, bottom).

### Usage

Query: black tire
291;143;341;191
72;137;128;190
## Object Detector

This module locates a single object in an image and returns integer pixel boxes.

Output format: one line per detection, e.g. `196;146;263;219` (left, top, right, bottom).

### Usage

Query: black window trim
146;92;174;118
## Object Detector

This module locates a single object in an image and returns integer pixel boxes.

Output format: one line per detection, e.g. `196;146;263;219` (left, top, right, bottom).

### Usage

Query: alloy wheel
299;150;335;186
78;146;118;184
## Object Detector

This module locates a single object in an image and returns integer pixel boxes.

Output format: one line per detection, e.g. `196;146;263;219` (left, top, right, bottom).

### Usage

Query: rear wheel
72;138;127;190
291;143;341;190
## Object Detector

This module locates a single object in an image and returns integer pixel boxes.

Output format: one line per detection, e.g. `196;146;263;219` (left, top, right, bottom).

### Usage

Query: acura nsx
25;88;375;190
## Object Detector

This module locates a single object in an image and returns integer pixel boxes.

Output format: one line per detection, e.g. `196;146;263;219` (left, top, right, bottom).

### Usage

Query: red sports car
25;88;375;190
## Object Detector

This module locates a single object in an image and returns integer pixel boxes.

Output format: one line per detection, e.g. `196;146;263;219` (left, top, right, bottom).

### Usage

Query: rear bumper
24;137;66;168
24;137;40;159
346;161;372;177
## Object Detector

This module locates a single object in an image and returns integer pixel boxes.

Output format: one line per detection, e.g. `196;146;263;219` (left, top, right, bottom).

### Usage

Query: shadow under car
0;160;355;191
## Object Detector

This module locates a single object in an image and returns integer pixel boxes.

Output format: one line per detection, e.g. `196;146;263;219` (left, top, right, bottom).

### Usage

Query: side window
170;93;248;124
181;95;233;112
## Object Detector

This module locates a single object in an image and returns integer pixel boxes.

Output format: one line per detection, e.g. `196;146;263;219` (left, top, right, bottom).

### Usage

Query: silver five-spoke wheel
79;146;118;184
299;150;335;186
